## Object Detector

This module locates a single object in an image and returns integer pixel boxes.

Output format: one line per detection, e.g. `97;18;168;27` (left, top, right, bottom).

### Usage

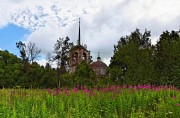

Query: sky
0;0;180;66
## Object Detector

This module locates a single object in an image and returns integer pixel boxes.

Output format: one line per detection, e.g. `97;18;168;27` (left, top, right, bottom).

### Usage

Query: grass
0;85;179;118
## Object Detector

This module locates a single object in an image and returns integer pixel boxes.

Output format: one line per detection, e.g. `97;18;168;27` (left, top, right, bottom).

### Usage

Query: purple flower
47;88;51;94
172;96;176;99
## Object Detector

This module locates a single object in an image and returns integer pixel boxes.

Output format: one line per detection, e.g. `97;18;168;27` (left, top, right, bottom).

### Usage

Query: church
69;19;107;77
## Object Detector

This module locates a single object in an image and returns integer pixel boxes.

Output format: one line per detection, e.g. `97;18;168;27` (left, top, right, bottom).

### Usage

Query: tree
53;36;73;88
73;60;95;87
16;41;41;88
110;29;156;85
154;30;180;86
16;41;28;63
0;50;21;88
26;41;41;64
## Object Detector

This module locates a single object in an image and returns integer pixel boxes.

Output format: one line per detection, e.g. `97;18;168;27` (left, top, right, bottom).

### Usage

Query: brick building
69;19;107;77
69;19;91;73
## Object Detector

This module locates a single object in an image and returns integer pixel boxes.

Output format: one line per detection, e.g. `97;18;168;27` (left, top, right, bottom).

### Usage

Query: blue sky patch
0;24;30;56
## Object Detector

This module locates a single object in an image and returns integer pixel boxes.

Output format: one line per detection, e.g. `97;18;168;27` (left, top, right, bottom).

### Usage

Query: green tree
110;29;156;85
0;50;21;88
16;41;28;63
53;37;73;88
154;30;180;87
73;61;96;87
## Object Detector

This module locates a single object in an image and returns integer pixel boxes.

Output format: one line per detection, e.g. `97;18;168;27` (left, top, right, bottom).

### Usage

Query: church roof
91;60;107;68
69;45;88;52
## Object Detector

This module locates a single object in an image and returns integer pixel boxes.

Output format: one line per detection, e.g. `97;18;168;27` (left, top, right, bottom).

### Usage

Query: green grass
0;86;179;118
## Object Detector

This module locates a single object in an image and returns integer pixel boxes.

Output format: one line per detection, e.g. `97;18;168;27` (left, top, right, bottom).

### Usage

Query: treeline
0;29;180;88
110;29;180;87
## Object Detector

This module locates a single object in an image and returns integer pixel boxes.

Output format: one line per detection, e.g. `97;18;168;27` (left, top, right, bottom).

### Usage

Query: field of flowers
0;85;179;118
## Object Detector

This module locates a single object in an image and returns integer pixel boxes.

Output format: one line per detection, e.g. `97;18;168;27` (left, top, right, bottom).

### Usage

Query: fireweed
0;85;179;118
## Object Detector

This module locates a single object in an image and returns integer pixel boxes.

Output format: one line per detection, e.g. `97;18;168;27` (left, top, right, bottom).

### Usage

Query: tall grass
0;85;179;118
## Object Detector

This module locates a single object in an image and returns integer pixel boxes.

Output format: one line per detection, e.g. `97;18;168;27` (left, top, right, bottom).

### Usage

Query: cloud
26;21;60;55
0;0;180;66
36;58;47;67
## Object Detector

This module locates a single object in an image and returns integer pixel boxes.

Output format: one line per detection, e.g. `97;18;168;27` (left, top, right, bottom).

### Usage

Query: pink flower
47;88;51;94
83;89;90;93
88;93;91;97
52;90;57;96
176;104;180;106
172;96;176;99
92;92;96;95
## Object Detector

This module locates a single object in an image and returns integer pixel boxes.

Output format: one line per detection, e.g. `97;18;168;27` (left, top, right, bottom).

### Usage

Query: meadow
0;85;179;118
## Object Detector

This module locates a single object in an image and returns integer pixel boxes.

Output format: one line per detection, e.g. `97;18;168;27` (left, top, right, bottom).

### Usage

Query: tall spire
78;18;81;45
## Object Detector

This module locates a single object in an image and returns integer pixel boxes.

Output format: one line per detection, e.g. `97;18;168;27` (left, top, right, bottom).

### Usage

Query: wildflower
92;92;96;95
52;90;57;96
83;89;90;93
172;96;176;99
176;104;180;106
47;88;51;94
94;86;98;91
57;90;62;95
100;87;105;93
88;93;91;97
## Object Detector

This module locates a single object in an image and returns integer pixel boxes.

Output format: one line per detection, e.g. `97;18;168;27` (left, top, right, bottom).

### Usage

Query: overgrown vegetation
0;85;179;117
0;29;180;88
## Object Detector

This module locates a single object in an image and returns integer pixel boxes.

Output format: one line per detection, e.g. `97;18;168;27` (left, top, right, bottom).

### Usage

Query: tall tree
53;36;73;88
154;30;180;86
110;29;156;85
26;41;41;64
16;41;28;63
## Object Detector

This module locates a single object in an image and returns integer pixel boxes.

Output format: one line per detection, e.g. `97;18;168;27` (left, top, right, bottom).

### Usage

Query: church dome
91;56;107;68
91;55;107;77
91;60;107;68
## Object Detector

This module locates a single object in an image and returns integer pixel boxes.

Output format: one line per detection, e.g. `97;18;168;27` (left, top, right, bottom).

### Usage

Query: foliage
110;29;156;85
0;85;179;117
53;37;73;73
0;50;57;88
16;41;28;63
0;29;180;88
53;37;73;88
154;31;180;86
73;61;96;87
16;41;41;64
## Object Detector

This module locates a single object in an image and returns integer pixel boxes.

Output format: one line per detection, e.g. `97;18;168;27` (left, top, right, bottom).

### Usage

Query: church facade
69;19;91;73
68;19;107;77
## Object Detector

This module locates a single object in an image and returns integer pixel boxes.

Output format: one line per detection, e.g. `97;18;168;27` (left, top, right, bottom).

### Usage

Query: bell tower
69;18;91;73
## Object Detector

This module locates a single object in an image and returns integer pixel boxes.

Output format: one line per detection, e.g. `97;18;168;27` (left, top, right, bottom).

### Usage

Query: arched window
82;52;87;61
73;52;78;64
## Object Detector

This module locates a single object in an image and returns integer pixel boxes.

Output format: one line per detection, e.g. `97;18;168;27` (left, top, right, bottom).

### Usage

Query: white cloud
36;58;47;67
26;21;60;55
0;0;180;66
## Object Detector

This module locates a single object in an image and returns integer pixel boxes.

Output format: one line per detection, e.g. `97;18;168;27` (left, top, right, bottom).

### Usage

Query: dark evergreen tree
110;29;156;85
154;30;180;87
73;60;95;87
